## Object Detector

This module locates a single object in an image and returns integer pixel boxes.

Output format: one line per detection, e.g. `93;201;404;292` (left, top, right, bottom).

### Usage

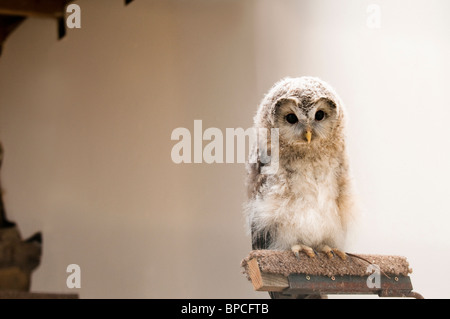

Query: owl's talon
291;245;301;259
333;249;347;260
291;244;301;260
291;244;316;258
302;245;316;258
321;245;335;259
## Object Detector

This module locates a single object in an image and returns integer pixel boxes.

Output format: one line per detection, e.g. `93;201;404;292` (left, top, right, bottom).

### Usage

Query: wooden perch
241;250;424;299
246;258;289;292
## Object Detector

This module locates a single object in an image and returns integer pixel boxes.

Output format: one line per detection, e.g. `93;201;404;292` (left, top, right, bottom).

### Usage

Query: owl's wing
246;160;266;199
251;225;272;250
246;157;272;250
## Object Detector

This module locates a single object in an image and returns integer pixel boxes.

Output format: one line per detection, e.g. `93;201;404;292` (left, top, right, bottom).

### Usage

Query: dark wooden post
0;142;42;292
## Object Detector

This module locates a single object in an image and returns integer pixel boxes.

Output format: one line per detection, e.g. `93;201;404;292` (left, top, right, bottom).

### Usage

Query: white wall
0;0;449;298
253;0;450;298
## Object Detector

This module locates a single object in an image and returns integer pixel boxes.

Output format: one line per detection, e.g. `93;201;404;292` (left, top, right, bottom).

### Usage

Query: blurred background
0;0;449;298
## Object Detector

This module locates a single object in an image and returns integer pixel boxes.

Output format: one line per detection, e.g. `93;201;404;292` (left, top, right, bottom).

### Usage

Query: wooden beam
286;273;414;297
0;16;25;44
57;16;65;39
0;291;78;299
0;0;68;18
247;258;289;292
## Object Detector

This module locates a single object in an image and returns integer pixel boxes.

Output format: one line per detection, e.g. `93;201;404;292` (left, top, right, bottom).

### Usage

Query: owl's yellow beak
305;130;312;144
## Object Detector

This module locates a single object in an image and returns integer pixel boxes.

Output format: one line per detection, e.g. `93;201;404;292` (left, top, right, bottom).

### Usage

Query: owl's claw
321;245;334;259
291;244;316;259
333;249;347;260
321;245;347;260
292;245;301;260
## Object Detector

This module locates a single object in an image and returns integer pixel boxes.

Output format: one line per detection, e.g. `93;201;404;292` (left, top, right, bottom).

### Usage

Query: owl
245;77;355;260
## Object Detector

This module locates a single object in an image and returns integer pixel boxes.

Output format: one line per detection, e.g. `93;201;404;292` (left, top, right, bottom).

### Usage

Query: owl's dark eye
315;110;325;121
285;113;298;124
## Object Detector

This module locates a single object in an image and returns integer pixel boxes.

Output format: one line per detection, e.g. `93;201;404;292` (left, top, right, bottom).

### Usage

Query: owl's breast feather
252;158;344;249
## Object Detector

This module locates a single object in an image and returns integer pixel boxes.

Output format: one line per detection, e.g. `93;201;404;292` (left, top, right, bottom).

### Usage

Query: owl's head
255;77;346;148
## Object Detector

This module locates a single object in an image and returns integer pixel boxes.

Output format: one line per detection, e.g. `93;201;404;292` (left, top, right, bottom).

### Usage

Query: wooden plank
247;258;288;292
286;274;413;296
0;0;68;18
0;291;78;299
